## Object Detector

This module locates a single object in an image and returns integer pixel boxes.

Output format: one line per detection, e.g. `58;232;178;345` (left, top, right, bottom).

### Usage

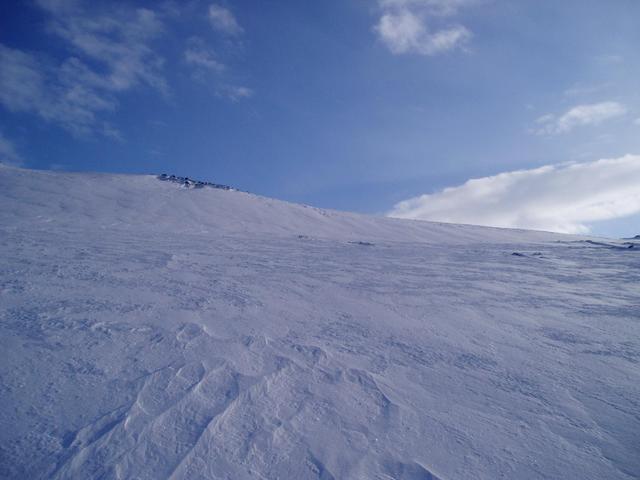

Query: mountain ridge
0;165;586;244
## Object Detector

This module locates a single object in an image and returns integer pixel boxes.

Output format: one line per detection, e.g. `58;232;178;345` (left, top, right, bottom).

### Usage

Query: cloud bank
533;102;627;135
374;0;474;56
389;155;640;234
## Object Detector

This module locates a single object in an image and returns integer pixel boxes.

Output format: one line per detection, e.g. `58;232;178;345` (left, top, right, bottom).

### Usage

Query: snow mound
1;165;638;480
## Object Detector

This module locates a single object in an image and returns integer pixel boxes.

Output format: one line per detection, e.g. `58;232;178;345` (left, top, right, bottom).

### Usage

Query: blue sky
1;0;639;236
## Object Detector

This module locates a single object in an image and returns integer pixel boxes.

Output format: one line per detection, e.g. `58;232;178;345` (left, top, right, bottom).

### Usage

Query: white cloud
0;45;46;114
388;155;640;234
533;101;627;135
0;44;118;137
0;132;23;166
39;1;167;94
208;4;243;35
184;37;225;79
374;0;473;55
597;54;624;65
185;47;224;72
0;2;167;138
217;85;254;102
634;118;640;126
380;0;476;16
184;37;226;76
182;37;252;97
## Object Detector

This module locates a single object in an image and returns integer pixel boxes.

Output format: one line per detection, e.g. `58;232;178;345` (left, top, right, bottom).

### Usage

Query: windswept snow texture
1;165;639;480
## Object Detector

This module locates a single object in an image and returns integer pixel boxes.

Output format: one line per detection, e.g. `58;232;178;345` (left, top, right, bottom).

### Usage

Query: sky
1;0;639;237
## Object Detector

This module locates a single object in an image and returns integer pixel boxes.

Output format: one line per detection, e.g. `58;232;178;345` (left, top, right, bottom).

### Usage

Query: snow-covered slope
1;165;638;480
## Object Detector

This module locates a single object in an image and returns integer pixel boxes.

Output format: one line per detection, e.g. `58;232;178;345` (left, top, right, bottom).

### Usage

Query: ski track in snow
0;166;639;479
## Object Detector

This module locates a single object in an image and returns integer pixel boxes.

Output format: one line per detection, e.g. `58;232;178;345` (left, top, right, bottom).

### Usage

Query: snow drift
0;164;638;479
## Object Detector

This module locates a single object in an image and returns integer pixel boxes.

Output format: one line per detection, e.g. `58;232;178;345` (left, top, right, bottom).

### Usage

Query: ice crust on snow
0;165;639;479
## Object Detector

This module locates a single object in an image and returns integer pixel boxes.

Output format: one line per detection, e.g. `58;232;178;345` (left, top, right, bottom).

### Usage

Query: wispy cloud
634;118;640;126
562;83;612;98
597;54;624;65
374;0;474;56
184;37;225;80
389;155;640;234
217;85;254;102
0;132;23;166
208;4;243;36
532;101;627;136
187;6;251;98
185;46;224;73
0;44;118;137
0;1;167;138
38;0;167;94
382;0;476;15
0;45;47;114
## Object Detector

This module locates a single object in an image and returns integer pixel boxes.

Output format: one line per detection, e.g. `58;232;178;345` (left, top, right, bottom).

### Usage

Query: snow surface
1;164;639;479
